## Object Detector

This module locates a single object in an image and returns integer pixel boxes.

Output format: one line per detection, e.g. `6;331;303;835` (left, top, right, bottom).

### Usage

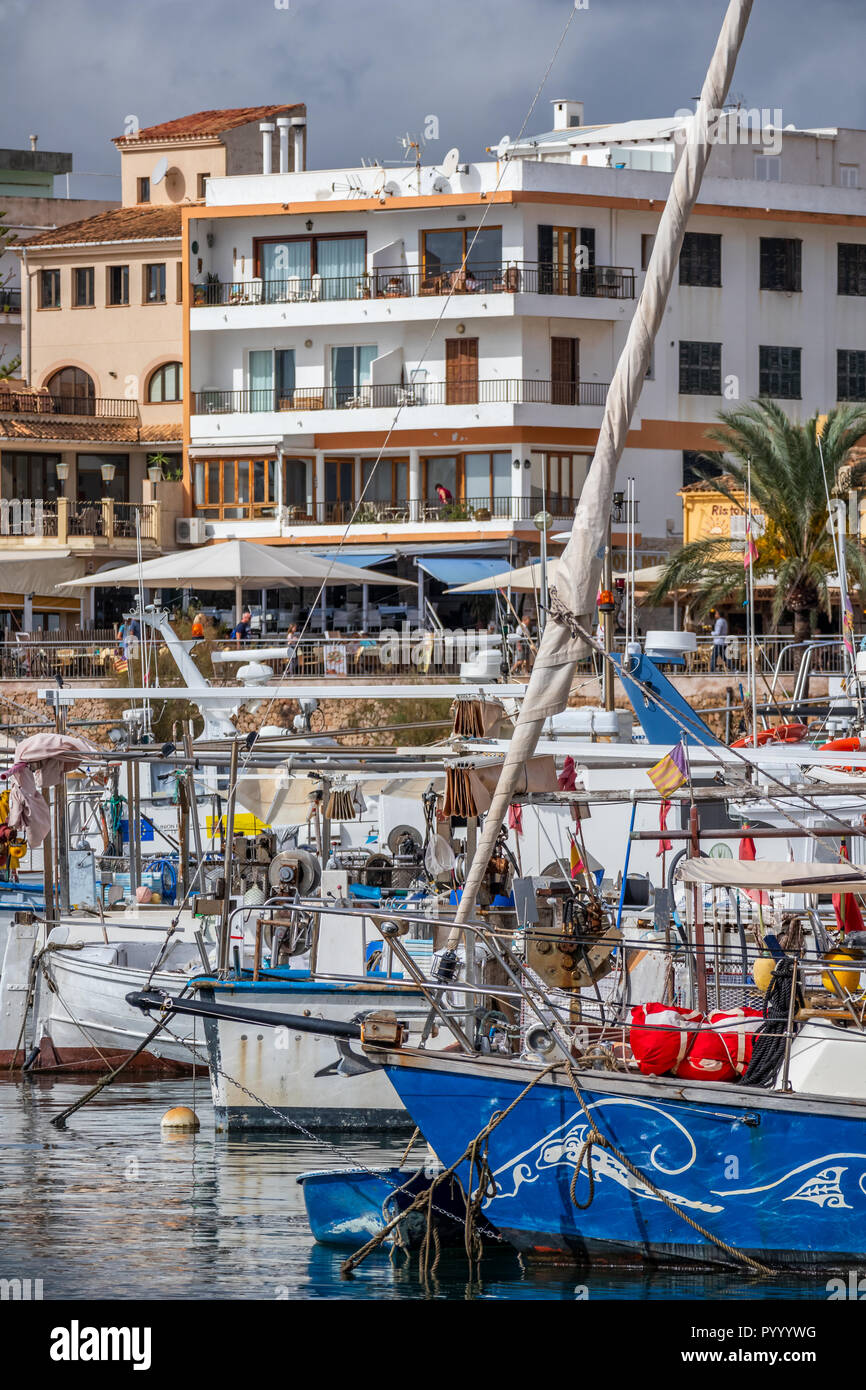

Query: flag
657;799;673;857
833;841;865;934
739;829;770;906
113;655;128;675
570;840;584;879
507;803;523;835
647;742;688;798
843;595;855;658
743;519;759;569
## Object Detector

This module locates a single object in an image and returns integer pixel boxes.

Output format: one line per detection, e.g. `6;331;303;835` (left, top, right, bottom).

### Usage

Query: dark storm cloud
5;0;866;195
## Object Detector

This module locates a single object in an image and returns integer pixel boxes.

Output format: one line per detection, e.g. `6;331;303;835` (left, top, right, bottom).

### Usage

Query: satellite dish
383;181;402;198
314;187;332;200
432;176;451;194
495;135;512;160
441;147;460;177
151;155;168;186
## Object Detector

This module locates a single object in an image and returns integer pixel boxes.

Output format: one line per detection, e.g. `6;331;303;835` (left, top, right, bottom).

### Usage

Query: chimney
290;115;306;172
276;117;291;174
551;100;584;132
260;122;275;175
29;134;38;151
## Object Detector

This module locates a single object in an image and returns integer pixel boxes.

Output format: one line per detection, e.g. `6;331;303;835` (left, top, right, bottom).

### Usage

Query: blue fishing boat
377;1046;866;1268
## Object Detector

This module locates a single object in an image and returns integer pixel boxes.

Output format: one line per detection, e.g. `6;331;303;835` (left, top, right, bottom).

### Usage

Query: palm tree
649;399;866;646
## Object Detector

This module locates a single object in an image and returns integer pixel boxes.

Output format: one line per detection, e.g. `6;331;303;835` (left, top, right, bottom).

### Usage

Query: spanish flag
570;840;584;878
647;742;688;798
114;655;128;675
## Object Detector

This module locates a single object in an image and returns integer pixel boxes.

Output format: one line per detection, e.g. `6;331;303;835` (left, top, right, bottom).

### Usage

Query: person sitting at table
464;269;479;292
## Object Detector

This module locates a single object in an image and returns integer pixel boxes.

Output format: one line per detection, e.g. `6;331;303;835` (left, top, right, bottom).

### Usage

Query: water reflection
0;1078;831;1301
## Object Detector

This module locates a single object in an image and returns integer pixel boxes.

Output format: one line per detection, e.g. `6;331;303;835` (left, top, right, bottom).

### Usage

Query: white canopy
677;858;866;893
57;538;411;620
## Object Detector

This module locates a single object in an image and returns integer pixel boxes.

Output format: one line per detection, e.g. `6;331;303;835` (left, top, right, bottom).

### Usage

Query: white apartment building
183;103;866;595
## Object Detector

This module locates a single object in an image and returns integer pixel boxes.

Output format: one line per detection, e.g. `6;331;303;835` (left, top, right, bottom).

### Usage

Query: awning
314;551;395;569
416;556;512;587
0;549;90;596
677;859;866;893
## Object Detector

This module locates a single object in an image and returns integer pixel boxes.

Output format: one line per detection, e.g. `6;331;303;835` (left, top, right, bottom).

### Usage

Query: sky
5;0;866;199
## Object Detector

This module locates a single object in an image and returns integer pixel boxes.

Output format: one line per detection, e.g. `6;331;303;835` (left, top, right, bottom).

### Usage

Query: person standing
710;608;730;672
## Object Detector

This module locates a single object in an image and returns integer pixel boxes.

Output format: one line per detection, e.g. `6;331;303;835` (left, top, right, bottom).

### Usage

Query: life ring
818;737;865;753
731;722;808;748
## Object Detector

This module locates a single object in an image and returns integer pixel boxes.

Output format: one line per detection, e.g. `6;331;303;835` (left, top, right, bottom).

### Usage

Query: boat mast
450;0;756;929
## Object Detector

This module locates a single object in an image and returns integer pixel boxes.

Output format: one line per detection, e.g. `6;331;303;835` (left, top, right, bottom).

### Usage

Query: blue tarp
314;551;395;569
415;556;512;587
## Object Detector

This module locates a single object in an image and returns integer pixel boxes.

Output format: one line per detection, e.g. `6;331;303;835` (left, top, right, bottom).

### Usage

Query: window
255;233;366;301
422;226;503;288
641;233;655;270
838;243;866;296
73;267;94;307
248;348;295;411
197;173;210;200
759;345;801;399
193;456;276;519
679;232;721;287
107;264;129;305
420;453;510;509
283;456;310;510
679;341;722;395
839;165;860;189
137;177;150;204
537;225;577;294
176;262;184;302
46;367;95;413
361;458;408;507
838;350;866;402
330;345;376;406
760;238;801;292
544;454;586;507
144;264;166;304
682;451;722;488
1;452;61;502
39;269;60;308
77;454;128;503
754;154;781;182
148;362;183;403
324;458;354;520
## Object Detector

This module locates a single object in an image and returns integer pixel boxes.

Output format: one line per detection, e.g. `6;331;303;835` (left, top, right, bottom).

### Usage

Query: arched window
46;367;95;415
148;362;183;403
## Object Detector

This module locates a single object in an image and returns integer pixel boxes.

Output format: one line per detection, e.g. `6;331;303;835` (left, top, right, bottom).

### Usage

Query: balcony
277;494;583;526
0;288;21;316
190;262;636;308
0;498;159;546
192;378;610;415
0;388;138;418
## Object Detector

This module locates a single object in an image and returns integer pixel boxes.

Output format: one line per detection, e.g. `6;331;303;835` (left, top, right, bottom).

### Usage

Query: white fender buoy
161;1106;200;1132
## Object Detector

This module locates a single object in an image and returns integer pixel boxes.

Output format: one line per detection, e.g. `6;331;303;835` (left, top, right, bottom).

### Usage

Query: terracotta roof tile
679;473;740;495
19;205;182;249
0;417;181;444
113;105;303;144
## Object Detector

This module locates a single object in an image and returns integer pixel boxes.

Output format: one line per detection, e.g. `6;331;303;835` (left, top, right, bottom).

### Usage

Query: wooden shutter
537;224;553;294
445;338;479;405
551;337;579;405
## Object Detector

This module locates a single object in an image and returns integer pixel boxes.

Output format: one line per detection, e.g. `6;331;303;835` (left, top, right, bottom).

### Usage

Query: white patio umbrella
447;558;562;595
57;538;411;622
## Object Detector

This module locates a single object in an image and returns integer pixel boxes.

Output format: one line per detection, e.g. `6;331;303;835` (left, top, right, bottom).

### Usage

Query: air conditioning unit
176;516;207;545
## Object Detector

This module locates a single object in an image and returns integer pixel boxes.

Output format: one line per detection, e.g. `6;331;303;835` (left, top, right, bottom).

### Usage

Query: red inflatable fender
629;1002;703;1076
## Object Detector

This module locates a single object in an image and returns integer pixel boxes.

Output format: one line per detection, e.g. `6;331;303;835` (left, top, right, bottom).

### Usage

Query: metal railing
618;634;849;678
277;494;582;526
0;288;21;314
193;377;610;415
0;499;159;543
0;390;138;418
190;261;636;307
0;636;124;682
214;631;505;681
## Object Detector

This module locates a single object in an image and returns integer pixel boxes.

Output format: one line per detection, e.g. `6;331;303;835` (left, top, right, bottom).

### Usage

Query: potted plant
147;451;169;483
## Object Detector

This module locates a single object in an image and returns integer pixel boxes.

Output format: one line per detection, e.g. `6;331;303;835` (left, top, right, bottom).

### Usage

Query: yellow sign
205;813;270;836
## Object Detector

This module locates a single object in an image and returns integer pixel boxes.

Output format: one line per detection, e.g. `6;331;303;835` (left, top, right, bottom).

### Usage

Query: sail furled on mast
451;0;756;928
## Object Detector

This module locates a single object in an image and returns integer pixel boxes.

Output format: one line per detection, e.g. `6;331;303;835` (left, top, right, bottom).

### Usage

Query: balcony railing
193;378;610;415
0;390;138;418
0;635;122;682
276;495;583;526
0;288;21;314
0;498;158;543
190;261;636;307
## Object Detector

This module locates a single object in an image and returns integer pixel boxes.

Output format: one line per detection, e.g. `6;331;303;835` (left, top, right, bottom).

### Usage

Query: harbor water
0;1076;834;1301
